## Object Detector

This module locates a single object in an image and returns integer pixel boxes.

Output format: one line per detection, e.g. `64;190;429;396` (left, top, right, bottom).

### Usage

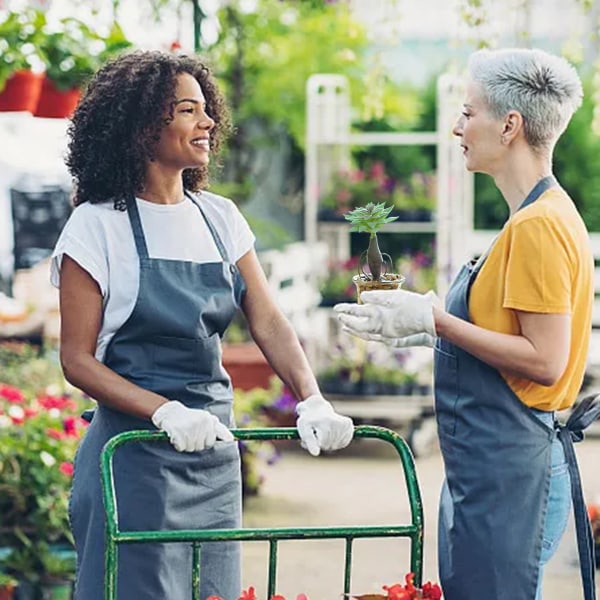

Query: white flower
49;408;61;419
8;405;25;420
40;451;56;467
0;415;12;428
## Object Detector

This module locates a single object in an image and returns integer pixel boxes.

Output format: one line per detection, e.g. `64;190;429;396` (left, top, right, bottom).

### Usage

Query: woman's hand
295;395;354;457
151;401;234;452
334;289;437;341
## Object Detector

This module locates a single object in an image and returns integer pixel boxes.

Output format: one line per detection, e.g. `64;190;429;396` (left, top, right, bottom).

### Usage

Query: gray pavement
242;433;600;599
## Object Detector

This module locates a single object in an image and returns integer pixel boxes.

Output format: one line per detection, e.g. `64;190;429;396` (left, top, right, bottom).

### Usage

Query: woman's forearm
61;349;167;419
249;314;320;401
434;308;562;386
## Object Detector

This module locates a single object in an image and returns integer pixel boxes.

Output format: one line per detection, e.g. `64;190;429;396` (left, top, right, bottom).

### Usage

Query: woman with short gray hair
336;47;598;599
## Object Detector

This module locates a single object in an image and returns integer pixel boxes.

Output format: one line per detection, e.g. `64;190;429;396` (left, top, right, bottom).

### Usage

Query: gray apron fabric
70;191;246;600
435;176;597;600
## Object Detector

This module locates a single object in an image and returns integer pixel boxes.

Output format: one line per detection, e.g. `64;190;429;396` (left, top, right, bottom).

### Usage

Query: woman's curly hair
66;50;232;210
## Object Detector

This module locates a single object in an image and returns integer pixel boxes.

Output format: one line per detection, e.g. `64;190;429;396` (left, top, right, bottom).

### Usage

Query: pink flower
37;395;76;412
0;384;25;404
47;428;65;441
63;416;79;437
59;462;74;477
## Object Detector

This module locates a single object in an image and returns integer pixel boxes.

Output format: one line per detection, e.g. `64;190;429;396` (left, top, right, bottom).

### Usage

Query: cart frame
100;425;424;600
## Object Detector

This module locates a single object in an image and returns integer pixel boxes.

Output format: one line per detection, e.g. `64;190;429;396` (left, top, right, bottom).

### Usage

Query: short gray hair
467;48;583;150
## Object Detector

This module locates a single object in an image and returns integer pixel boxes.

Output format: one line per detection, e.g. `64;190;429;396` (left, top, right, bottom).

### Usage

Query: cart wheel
407;417;438;458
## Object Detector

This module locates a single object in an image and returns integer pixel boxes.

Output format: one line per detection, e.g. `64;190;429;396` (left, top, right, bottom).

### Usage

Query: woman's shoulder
195;190;240;213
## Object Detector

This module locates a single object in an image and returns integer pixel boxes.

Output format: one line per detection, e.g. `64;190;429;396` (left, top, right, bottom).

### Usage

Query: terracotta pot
353;273;405;303
35;77;81;119
0;70;44;113
0;584;15;600
222;342;276;391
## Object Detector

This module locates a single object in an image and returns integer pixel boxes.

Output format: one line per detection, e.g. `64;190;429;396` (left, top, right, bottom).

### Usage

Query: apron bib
70;192;246;600
435;177;597;600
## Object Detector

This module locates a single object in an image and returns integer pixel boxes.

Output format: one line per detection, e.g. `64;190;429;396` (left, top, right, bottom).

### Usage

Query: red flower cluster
382;573;442;600
207;587;307;600
205;574;442;600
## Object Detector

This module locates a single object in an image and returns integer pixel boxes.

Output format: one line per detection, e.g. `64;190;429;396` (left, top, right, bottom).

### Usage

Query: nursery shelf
326;394;432;421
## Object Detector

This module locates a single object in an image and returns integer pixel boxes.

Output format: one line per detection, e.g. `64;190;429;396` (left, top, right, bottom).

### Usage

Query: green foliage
0;9;45;91
344;202;399;236
208;0;369;150
38;19;132;90
0;343;92;583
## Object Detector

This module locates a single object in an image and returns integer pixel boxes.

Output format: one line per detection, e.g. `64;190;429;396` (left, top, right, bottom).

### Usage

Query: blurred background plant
0;342;91;593
318;256;359;305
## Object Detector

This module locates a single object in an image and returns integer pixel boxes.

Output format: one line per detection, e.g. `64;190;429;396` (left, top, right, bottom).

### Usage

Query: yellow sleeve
503;217;572;314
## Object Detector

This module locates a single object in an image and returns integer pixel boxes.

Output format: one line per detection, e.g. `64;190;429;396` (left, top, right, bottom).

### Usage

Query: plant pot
222;342;276;391
352;273;405;303
0;584;16;600
0;70;44;113
34;77;81;119
13;580;35;600
39;579;73;600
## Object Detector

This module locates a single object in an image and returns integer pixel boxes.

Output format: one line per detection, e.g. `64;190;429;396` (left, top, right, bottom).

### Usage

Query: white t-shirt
51;191;255;361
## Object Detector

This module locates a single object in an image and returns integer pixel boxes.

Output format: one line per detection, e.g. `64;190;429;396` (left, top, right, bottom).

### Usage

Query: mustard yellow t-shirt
469;187;593;411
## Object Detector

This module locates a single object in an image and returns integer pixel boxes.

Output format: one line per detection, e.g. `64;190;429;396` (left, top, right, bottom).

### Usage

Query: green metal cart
100;425;424;600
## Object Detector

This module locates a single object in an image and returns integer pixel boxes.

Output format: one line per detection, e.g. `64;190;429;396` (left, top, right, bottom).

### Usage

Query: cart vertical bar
191;542;201;600
267;539;278;597
343;537;353;595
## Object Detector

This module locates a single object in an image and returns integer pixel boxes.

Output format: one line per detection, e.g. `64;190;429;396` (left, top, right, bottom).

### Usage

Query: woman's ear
501;110;523;144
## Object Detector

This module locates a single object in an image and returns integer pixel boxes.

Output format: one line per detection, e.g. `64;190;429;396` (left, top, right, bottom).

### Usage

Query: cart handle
100;425;424;599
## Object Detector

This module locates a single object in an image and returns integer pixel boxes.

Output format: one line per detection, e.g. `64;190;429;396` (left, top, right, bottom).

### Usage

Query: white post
304;74;351;248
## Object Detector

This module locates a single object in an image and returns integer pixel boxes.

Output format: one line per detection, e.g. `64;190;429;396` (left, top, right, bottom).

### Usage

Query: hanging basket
34;76;81;119
0;70;44;113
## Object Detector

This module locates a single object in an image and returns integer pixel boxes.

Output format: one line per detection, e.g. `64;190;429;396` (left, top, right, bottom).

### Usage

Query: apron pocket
434;342;459;436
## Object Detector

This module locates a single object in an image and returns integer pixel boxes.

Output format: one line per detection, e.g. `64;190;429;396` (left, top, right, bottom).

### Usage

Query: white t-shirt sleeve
50;204;109;296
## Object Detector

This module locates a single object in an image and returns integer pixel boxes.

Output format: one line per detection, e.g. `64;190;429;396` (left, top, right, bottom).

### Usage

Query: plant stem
367;233;383;281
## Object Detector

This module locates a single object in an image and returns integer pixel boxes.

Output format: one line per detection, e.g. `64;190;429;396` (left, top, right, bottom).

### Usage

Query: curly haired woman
51;50;353;600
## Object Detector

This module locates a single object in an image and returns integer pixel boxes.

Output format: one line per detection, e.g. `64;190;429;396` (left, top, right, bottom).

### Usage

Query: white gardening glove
295;394;354;457
340;328;435;348
151;401;234;452
334;290;437;340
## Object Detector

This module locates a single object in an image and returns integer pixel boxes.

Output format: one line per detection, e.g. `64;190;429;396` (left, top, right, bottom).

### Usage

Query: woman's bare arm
237;249;320;400
434;307;571;386
59;255;167;419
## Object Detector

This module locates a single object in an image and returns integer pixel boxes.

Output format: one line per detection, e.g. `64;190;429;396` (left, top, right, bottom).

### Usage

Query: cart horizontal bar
113;524;421;544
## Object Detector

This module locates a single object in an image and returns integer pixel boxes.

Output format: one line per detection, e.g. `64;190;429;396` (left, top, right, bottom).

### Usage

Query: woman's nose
198;113;215;131
452;117;463;138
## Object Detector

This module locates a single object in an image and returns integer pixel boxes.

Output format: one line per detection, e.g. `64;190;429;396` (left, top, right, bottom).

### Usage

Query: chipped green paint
101;426;424;600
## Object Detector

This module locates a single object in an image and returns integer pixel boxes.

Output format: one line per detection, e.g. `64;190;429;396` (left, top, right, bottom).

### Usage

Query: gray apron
435;176;598;600
70;191;246;600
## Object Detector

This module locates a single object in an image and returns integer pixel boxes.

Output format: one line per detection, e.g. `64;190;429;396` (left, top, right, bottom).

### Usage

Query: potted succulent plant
0;9;45;112
344;201;404;301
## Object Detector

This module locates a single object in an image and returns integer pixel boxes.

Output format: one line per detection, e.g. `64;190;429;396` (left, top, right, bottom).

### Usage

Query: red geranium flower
0;384;25;403
59;462;74;477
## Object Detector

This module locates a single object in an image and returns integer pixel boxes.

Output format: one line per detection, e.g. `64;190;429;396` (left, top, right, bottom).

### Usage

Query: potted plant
35;19;131;118
344;201;404;301
38;549;75;600
0;574;17;600
0;9;45;112
0;342;91;594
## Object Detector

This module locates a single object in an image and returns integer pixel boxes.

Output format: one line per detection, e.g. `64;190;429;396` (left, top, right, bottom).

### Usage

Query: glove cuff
151;400;183;428
295;394;333;416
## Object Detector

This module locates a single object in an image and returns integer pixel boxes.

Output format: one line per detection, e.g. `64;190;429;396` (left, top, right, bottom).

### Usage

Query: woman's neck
493;149;553;216
138;171;185;205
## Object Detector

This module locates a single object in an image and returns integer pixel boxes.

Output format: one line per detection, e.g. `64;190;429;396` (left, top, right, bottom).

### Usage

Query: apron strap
184;190;230;263
125;196;150;259
557;393;600;600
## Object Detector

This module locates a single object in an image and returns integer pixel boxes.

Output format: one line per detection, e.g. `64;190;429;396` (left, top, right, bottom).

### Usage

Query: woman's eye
462;111;471;119
180;108;194;114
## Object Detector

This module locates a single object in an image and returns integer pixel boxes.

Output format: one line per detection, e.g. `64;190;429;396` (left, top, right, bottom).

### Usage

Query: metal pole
192;0;206;52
